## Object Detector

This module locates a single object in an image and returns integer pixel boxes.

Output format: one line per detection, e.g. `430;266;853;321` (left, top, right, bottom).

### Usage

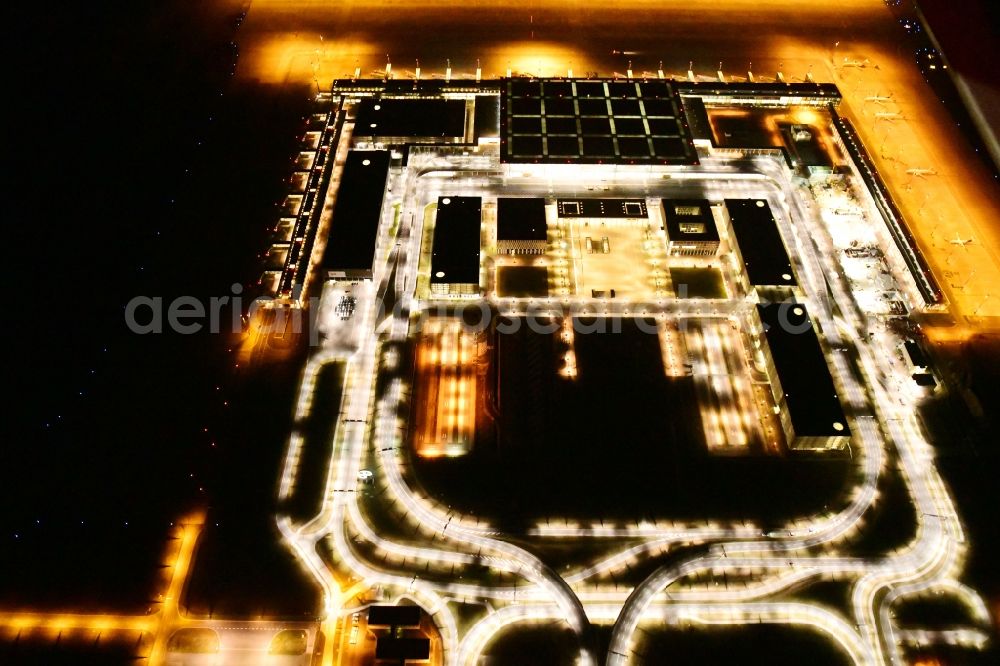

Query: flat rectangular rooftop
474;95;500;141
781;123;832;168
353;98;467;140
662;199;719;243
497;197;547;241
904;340;929;368
757;303;849;439
431;196;482;285
367;605;422;628
501;78;698;164
556;198;647;218
375;637;431;662
333;79;499;95
724;199;797;288
676;80;841;100
321;150;391;276
682;96;713;142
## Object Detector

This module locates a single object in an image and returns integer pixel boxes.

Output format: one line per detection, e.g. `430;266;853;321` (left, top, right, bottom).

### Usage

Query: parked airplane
865;94;893;104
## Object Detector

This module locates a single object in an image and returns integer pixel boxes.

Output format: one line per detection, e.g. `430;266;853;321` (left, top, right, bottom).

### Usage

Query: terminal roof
500;78;697;165
431;196;482;285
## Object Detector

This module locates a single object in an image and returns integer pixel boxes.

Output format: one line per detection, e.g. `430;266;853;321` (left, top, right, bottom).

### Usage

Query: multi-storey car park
257;77;993;665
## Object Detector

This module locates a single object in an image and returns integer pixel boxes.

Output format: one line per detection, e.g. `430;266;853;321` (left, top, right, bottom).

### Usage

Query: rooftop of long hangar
353;97;467;140
321;150;391;274
431;196;482;285
757;303;849;439
725;198;797;288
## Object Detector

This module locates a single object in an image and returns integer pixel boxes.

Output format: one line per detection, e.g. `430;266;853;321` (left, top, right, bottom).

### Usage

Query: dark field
184;349;321;619
279;362;345;523
632;623;852;666
480;621;853;666
0;636;142;666
0;520;165;614
482;623;582;666
6;0;321;620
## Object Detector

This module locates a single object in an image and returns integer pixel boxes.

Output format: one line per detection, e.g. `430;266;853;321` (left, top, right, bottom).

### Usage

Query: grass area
849;464;918;557
448;600;490;637
669;266;726;299
893;594;978;628
167;628;220;653
632;623;852;665
482;622;581;666
497;266;549;298
269;629;308;655
388;202;401;239
357;481;423;543
795;579;853;618
509;536;646;575
280;361;345;523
